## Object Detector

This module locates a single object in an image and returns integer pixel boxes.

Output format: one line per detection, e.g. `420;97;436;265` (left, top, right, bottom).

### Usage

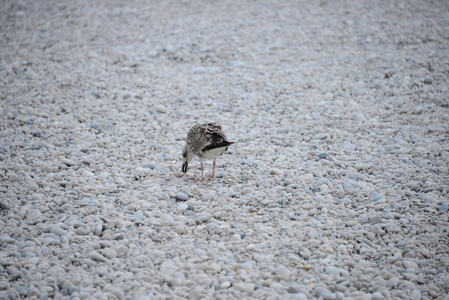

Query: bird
182;123;233;181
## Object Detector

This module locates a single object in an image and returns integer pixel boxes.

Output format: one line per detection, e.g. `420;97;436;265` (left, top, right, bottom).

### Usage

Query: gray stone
284;179;294;186
386;277;399;288
89;251;107;262
307;228;319;239
176;192;189;201
372;194;383;201
155;105;167;113
102;248;117;259
371;215;382;225
62;158;76;166
325;266;340;277
89;121;101;129
438;203;448;212
26;209;42;221
275;265;291;281
403;260;418;270
357;214;369;224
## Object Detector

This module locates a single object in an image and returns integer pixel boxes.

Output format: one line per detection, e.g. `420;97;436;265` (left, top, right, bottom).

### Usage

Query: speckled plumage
182;123;233;180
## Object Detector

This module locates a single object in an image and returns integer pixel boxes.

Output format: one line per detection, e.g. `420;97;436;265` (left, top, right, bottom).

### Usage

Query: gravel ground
1;0;449;299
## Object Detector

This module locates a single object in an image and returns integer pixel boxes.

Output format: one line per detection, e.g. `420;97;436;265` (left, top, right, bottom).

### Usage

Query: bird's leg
212;159;216;178
201;161;205;181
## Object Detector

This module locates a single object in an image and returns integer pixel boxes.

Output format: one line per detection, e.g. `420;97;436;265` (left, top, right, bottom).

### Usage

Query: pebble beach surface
1;0;449;299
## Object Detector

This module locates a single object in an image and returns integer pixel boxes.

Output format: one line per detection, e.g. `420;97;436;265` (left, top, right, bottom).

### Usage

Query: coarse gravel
1;0;449;299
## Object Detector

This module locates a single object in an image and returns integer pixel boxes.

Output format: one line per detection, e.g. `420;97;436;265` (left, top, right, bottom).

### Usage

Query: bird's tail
202;141;234;151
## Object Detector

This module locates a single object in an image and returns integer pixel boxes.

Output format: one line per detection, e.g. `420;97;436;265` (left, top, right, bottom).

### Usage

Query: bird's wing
202;123;229;151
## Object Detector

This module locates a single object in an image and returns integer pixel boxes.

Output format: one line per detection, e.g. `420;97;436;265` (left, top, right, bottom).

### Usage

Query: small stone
312;133;327;140
208;263;222;273
193;67;206;74
428;283;439;293
89;121;101;129
242;187;255;195
178;203;188;211
142;162;156;169
94;224;103;236
357;214;369;224
314;195;324;202
202;192;215;201
62;158;76;166
370;215;382;225
26;209;42;221
107;288;125;300
96;266;108;276
89;251;107;262
151;250;165;258
403;260;418;270
134;167;149;179
155;105;167;113
299;248;312;259
233;283;255;292
75;228;88;235
325;266;340;277
104;184;118;193
27;181;39;192
372;194;383;201
195;213;209;224
176;192;189;201
102;248;117;259
275;265;291;281
230;61;246;67
50;227;66;237
290;293;308;300
174;225;186;234
418;260;427;267
314;286;332;298
40;164;52;173
318;153;327;159
307;228;319;238
0;235;14;244
322;293;336;300
91;91;101;99
284;179;294;186
410;290;421;300
345;220;358;227
386;277;399;288
0;257;14;266
343;143;356;152
438;203;448;212
316;178;329;187
358;139;371;147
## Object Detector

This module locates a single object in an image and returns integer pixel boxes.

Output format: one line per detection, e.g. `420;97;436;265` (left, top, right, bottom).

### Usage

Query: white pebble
89;251;107;262
26;209;42;221
102;248;117;259
275;265;291;281
357;214;369;224
307;228;319;239
155;105;167;113
324;266;340;277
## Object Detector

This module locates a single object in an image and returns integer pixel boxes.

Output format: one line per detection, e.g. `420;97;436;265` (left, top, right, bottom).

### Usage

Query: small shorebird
182;123;233;181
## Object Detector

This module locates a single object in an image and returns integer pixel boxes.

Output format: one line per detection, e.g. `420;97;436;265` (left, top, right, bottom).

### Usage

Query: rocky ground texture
1;0;449;299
